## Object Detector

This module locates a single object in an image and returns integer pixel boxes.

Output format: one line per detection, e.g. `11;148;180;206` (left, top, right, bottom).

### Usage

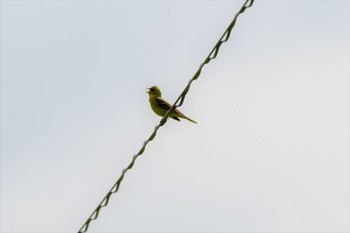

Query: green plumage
147;86;197;124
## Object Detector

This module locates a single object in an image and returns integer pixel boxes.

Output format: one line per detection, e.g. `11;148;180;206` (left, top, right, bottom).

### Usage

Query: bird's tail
183;115;197;124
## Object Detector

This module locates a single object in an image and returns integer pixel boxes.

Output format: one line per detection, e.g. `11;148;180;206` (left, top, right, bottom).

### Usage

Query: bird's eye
150;88;155;92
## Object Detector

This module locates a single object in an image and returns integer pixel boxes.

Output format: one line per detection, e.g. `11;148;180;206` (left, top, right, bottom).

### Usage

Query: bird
147;86;197;124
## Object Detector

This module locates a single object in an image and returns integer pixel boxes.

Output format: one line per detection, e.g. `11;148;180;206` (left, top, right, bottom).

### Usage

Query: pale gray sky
1;0;349;232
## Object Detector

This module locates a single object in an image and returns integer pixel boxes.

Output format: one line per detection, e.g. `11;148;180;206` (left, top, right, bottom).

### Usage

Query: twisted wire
78;1;254;232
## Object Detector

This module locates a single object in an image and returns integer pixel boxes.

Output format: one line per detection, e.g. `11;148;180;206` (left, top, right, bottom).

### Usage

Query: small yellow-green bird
147;86;197;124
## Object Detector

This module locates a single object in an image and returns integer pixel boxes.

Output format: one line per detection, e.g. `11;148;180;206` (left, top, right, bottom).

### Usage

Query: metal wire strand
78;1;254;232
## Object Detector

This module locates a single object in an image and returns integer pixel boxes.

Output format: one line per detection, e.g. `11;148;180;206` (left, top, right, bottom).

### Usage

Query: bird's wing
156;97;186;118
155;97;172;111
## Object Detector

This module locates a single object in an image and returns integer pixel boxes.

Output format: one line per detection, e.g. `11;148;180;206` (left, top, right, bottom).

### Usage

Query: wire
77;0;255;232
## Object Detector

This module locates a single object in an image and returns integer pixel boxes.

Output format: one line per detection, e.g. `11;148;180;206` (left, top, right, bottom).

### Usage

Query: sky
1;0;349;232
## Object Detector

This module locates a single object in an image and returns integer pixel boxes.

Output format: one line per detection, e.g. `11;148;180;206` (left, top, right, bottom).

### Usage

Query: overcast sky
1;0;349;232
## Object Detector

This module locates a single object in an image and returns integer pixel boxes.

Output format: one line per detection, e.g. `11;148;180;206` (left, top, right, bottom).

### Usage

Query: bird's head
147;86;162;97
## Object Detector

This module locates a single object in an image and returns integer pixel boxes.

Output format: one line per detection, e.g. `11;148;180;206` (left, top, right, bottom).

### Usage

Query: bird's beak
146;88;150;93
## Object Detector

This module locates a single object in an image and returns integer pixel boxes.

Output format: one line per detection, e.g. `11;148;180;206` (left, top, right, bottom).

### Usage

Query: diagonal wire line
77;0;255;232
